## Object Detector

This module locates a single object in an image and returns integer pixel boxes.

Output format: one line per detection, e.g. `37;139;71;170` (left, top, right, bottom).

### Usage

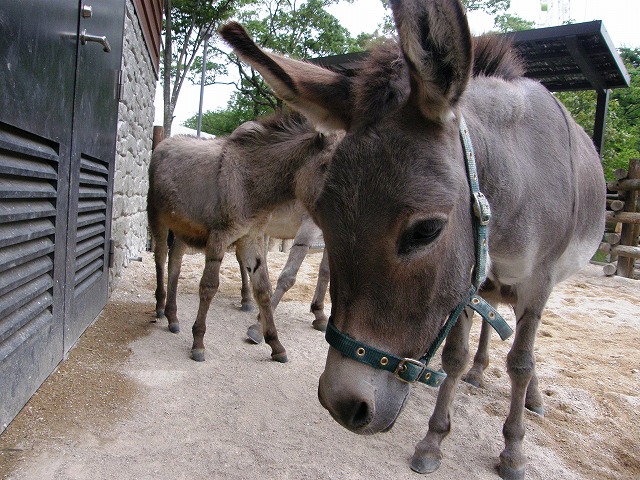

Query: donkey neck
237;130;326;213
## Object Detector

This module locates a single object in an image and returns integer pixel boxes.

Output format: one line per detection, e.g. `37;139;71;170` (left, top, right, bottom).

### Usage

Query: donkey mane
352;35;524;122
232;111;316;145
230;111;328;161
472;34;525;80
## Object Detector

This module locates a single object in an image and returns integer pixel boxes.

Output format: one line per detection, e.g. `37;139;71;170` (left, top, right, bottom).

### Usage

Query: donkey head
221;0;478;433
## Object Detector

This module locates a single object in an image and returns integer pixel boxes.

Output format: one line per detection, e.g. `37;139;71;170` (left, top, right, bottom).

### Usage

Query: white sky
157;0;639;127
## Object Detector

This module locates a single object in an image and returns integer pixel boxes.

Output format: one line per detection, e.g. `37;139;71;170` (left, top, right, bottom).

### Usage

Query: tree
375;0;512;35
463;0;510;14
192;0;514;135
162;0;240;137
183;90;273;135
493;13;534;33
614;48;640;127
188;0;369;135
218;0;365;113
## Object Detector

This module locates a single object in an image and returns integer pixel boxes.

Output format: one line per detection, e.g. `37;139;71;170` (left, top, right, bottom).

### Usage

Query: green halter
325;115;513;387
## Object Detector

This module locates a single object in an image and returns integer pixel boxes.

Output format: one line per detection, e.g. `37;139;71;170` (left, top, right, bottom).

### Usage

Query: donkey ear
219;22;352;132
389;0;473;122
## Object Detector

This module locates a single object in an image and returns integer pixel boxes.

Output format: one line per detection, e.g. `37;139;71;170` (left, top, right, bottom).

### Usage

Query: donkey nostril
350;401;373;429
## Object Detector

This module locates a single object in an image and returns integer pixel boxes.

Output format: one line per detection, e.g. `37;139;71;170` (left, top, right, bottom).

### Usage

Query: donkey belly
159;212;209;249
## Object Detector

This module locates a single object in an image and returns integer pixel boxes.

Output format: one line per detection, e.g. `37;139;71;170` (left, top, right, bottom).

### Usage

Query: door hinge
116;69;124;102
108;239;115;268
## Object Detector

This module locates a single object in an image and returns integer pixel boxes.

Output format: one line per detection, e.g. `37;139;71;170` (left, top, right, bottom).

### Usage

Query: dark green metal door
65;1;125;351
0;0;125;432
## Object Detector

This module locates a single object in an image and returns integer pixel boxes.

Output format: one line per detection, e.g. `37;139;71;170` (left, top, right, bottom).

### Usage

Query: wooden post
617;159;640;278
153;125;165;151
606;199;625;211
606;211;640;225
603;262;617;276
611;245;640;260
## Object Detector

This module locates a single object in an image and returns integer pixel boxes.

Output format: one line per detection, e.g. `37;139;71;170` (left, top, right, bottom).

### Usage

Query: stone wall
110;0;157;289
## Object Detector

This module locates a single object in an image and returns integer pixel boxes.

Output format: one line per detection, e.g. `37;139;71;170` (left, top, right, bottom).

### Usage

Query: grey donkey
219;0;605;477
147;112;339;362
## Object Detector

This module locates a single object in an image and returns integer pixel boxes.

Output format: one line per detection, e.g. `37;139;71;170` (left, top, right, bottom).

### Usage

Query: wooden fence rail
599;158;640;278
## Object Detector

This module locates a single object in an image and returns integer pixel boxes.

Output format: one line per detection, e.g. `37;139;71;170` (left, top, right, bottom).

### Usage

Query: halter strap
324;115;512;387
459;115;491;290
325;319;447;387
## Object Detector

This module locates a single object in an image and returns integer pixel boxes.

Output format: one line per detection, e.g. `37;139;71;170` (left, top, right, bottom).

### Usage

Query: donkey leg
463;314;545;415
237;240;265;344
271;242;310;309
525;371;545;416
165;237;187;334
152;225;169;319
236;247;255;312
271;216;321;309
310;248;330;331
246;239;308;344
240;235;287;362
498;289;549;480
462;316;491;388
190;240;224;362
411;308;473;474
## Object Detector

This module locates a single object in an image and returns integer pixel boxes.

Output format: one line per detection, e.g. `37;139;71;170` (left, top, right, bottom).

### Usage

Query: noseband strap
325;320;447;387
325;115;513;387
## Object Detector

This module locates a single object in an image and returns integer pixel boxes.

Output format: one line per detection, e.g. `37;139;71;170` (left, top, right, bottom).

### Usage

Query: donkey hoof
526;404;545;416
410;455;441;474
246;323;264;344
462;372;483;388
499;463;526;480
168;322;180;334
156;309;165;319
240;303;255;313
191;348;205;362
312;318;328;332
271;351;288;363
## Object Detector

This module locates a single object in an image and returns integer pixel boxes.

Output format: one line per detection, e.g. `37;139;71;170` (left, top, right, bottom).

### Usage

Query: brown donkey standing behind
147;113;338;362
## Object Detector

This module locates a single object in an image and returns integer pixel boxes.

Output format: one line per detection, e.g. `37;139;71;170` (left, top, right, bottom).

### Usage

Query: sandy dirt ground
0;250;639;480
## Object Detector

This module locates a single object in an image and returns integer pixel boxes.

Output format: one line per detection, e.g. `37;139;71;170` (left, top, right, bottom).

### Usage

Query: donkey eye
398;219;445;255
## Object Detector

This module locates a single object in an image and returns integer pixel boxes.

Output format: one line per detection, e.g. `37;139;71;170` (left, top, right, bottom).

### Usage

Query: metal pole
196;33;210;137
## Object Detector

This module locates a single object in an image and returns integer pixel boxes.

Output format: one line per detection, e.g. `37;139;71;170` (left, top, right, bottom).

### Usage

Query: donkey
158;199;329;344
147;113;338;362
220;0;605;477
244;200;329;344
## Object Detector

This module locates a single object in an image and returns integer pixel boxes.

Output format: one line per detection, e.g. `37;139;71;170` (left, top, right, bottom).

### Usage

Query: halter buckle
394;358;427;384
472;191;491;225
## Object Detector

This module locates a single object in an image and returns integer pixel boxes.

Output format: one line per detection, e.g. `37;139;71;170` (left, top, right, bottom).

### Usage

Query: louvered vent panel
74;154;108;296
0;126;57;344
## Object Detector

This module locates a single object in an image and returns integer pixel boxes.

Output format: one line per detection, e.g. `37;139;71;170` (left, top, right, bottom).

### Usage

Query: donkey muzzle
317;347;410;434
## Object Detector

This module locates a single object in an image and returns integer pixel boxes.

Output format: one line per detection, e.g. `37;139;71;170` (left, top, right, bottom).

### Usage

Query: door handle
79;29;111;53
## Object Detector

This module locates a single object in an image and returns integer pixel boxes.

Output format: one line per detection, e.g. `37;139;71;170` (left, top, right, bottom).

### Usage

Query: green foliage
183;91;273;136
250;0;359;57
198;0;514;135
493;13;534;33
196;0;370;134
376;0;512;36
161;0;242;135
615;48;640;127
164;0;241;82
462;0;510;15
